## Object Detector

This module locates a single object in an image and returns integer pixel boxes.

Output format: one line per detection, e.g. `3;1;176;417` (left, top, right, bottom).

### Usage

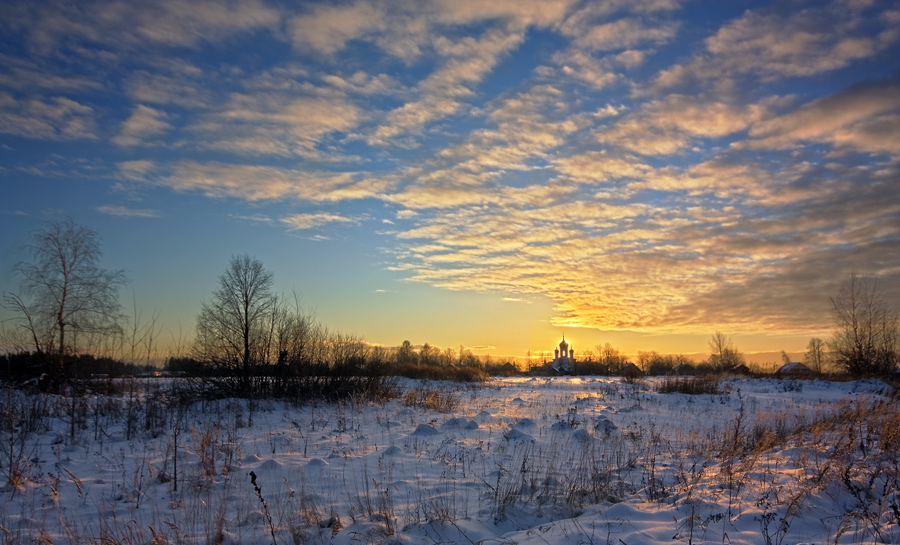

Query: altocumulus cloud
2;0;898;341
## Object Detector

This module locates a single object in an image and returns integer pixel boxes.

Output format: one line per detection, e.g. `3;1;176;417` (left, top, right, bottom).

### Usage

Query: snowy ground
1;376;898;544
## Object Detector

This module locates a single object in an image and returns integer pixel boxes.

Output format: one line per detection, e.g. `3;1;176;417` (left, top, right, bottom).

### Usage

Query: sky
1;0;898;363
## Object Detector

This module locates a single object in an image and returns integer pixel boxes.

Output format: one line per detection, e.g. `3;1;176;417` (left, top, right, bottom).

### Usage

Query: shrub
386;363;488;382
657;376;726;395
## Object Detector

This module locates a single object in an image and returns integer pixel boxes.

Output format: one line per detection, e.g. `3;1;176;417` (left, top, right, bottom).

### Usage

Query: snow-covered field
2;376;898;544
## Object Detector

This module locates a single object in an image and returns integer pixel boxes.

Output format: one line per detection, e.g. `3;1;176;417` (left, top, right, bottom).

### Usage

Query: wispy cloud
190;92;365;157
0;94;97;140
113;105;173;147
369;26;528;146
649;2;899;93
744;80;900;155
19;0;280;52
96;205;160;218
162;161;389;203
281;212;357;231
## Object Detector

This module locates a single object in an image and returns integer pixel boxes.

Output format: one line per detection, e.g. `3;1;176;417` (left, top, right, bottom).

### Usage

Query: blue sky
1;0;898;362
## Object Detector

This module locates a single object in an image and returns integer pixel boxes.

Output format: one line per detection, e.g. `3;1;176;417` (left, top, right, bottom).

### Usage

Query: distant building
775;361;814;377
552;335;575;374
620;362;643;378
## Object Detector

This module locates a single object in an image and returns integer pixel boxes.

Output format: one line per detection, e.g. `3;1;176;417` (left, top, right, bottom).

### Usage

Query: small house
775;361;814;377
619;362;643;378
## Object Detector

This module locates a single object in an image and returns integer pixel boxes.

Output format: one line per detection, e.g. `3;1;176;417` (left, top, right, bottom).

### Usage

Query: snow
1;376;898;544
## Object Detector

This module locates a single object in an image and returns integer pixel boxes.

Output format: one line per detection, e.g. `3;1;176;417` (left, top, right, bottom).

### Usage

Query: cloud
126;69;212;109
555;152;653;184
0;55;102;93
568;18;678;51
4;0;898;346
288;0;575;58
231;214;273;225
322;71;402;95
289;1;388;56
649;2;899;93
113;105;173;147
191;93;365;157
96;205;160;218
370;26;527;146
594;95;764;155
19;0;280;52
281;212;357;231
384;123;900;335
160;161;392;204
116;160;157;181
132;0;280;47
744;80;900;156
0;94;97;140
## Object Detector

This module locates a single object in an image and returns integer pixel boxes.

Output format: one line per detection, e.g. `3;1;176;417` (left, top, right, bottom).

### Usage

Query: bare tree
396;340;416;365
441;347;457;367
3;218;126;383
596;342;627;373
419;342;439;366
194;254;277;394
829;273;899;376
708;331;744;372
273;293;317;369
804;337;828;374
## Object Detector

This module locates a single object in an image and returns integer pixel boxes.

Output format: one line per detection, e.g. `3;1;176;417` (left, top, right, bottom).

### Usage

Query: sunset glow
1;0;898;362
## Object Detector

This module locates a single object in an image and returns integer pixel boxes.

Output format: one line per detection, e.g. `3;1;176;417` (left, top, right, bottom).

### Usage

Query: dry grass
657;376;728;395
402;386;460;412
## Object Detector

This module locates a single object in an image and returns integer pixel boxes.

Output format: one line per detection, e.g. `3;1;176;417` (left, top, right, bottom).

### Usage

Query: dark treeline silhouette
1;351;158;388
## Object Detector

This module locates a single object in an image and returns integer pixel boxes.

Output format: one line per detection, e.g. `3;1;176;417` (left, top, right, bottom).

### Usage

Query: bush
657;376;726;395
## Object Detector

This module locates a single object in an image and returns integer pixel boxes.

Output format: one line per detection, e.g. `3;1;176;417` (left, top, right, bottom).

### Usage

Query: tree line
2;219;898;398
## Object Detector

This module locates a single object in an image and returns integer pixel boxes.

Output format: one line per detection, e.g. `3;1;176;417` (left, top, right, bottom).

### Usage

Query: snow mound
550;421;574;432
413;423;440;435
442;417;467;428
572;429;594;442
258;459;282;471
594;416;618;435
504;428;534;442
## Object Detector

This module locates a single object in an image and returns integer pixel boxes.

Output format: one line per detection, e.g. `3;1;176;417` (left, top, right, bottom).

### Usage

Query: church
551;335;575;374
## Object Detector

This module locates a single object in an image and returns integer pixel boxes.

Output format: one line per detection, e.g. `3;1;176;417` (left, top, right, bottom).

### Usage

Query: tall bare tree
596;342;627;373
830;273;899;376
194;254;277;394
804;337;828;374
3;218;126;382
708;331;744;372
